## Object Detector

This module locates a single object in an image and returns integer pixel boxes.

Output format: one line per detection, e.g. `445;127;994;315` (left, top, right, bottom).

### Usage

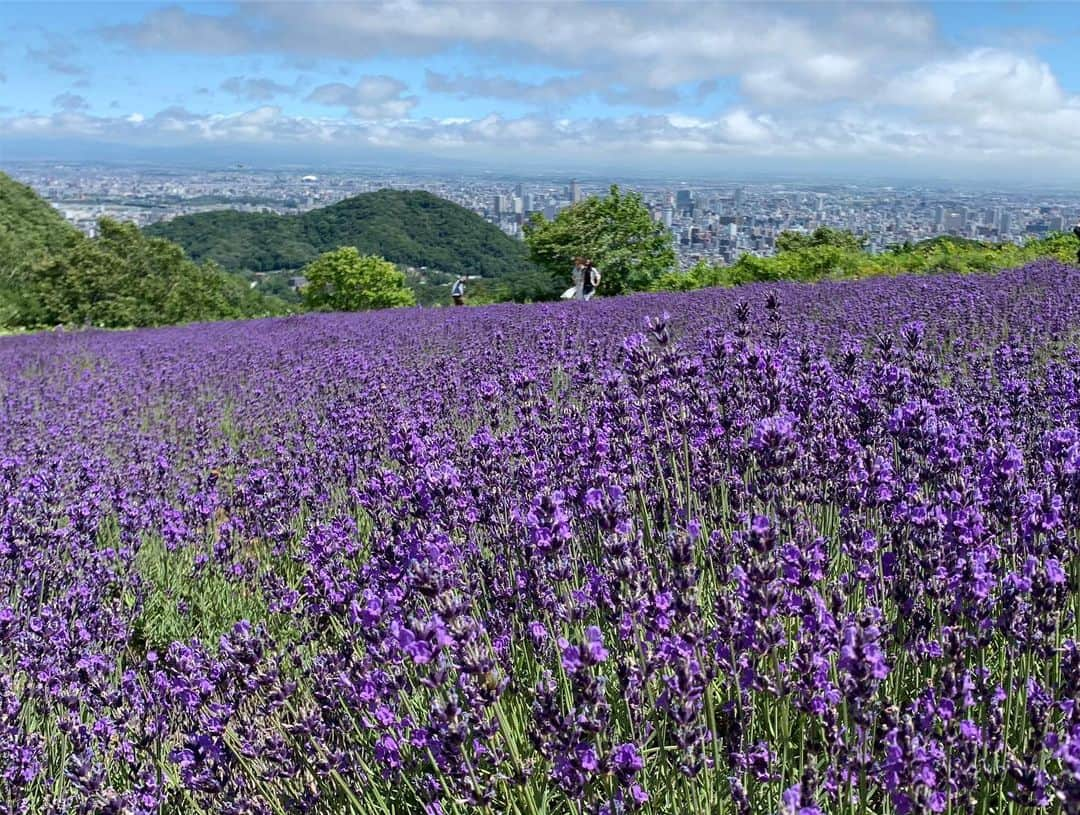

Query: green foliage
0;173;286;329
774;226;866;254
0;172;85;324
11;218;284;329
146;189;532;281
0;172;81;273
523;184;676;296
302;247;416;312
652;230;1080;293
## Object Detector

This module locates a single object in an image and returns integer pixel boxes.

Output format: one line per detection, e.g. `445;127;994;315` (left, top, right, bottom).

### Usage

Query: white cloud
39;1;1080;171
52;92;89;112
425;70;590;105
5;103;1080;168
220;76;294;102
306;76;418;119
105;1;937;104
882;48;1066;115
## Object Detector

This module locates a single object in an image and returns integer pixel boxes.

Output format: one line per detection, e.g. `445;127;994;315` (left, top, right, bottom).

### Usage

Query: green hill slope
0;171;82;274
145;189;532;279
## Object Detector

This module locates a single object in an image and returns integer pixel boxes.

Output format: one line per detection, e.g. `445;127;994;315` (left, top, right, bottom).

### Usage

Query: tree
775;227;865;254
523;185;675;296
10;218;282;329
301;247;416;312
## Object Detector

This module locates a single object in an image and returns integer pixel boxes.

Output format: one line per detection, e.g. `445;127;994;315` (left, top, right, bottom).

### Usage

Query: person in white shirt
582;259;601;301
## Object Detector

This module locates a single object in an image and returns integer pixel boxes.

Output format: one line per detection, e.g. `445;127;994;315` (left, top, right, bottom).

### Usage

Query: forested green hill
145;190;533;279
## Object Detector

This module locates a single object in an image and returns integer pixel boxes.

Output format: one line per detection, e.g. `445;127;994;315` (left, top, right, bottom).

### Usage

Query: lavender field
4;261;1080;815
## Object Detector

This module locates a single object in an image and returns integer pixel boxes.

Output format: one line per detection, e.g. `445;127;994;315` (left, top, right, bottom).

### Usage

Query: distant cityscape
7;162;1080;272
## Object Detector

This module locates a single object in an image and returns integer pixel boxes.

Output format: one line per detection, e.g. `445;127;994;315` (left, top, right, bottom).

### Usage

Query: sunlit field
3;261;1080;814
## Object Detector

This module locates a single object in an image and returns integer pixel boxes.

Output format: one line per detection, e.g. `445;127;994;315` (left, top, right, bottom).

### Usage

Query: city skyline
9;161;1079;279
3;2;1080;180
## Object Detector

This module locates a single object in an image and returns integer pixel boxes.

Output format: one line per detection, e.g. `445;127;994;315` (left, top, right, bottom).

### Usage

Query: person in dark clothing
1074;223;1080;264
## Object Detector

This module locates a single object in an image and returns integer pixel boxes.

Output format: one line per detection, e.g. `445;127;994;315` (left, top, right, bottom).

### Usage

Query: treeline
521;190;1080;299
651;227;1080;292
4;219;283;329
1;170;283;329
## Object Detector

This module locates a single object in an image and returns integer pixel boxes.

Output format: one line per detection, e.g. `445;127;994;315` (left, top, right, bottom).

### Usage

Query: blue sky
2;1;1080;177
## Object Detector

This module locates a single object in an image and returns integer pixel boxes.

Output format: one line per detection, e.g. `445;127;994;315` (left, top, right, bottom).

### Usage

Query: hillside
145;189;533;279
0;171;284;329
0;171;82;273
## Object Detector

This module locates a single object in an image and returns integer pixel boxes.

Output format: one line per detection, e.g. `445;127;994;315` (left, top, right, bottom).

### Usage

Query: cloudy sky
2;1;1080;178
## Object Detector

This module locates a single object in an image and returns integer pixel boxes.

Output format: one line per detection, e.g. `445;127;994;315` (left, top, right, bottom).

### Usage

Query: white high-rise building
569;179;582;204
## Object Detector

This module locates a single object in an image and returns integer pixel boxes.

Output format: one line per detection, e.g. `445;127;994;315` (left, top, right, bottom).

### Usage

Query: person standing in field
451;276;466;306
582;259;601;301
571;257;586;300
1073;222;1080;264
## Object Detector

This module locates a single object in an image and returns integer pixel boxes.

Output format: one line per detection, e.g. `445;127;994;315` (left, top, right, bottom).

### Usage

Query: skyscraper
569;179;582;204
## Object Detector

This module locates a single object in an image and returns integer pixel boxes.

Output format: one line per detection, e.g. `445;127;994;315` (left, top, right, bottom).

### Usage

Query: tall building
1048;214;1066;232
733;187;744;210
999;210;1012;234
675;189;692;211
569;179;582;204
662;206;673;229
514;183;525;199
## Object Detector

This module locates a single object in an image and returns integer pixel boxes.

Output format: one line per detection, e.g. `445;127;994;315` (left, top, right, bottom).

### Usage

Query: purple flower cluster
2;259;1080;813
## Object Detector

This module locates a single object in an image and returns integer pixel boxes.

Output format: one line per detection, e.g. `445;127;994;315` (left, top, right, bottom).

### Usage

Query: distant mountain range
145;190;532;279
